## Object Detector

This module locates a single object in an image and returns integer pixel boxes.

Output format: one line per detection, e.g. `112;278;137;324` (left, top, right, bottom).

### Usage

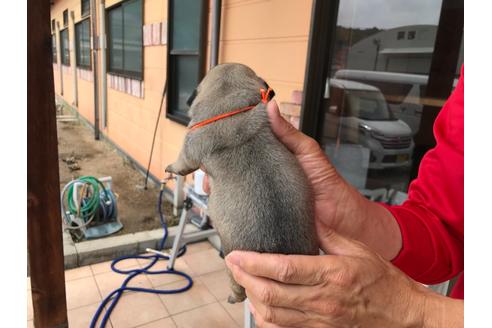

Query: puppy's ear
259;78;275;100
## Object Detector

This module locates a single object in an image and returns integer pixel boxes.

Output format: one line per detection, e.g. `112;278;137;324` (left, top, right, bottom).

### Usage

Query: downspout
209;0;222;68
56;22;64;96
70;11;79;107
90;0;100;140
99;0;108;128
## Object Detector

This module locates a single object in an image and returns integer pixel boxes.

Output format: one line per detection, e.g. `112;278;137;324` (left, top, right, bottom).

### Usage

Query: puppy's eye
186;89;197;107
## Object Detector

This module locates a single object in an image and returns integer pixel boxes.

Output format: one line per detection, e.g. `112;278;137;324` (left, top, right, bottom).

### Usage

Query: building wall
51;0;312;187
346;25;437;74
51;0;80;107
219;0;312;102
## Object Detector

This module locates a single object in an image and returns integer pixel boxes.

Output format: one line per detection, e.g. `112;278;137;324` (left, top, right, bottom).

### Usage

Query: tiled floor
27;241;244;328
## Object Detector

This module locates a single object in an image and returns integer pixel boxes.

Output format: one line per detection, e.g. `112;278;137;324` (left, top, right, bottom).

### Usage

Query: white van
333;69;459;135
323;79;414;170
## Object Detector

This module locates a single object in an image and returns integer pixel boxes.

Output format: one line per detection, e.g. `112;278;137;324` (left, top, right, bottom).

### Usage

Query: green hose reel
61;176;123;241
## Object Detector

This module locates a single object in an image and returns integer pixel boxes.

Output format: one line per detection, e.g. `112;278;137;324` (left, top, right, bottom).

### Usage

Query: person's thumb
317;223;364;257
266;100;318;156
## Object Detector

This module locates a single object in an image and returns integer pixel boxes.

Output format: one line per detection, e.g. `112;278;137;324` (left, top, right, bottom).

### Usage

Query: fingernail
225;253;241;267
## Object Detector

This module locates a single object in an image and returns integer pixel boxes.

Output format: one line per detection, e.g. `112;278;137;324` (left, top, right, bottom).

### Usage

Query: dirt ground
57;115;179;242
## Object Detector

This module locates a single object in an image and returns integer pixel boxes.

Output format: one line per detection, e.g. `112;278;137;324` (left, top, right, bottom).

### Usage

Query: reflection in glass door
317;0;463;203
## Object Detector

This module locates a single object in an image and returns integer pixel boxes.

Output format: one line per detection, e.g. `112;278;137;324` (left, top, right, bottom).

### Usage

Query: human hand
264;101;401;259
263;101;357;242
226;230;462;328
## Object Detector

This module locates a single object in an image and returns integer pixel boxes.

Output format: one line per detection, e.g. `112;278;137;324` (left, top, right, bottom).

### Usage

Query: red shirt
382;67;464;299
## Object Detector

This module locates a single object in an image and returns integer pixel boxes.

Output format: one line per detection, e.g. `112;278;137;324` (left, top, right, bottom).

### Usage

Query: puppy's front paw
165;163;197;176
165;164;176;174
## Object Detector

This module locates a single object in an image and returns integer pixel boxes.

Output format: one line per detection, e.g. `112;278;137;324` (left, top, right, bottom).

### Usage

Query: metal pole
70;11;79;107
99;0;108;128
210;0;222;68
167;202;189;270
144;81;168;189
244;299;255;328
372;38;380;71
173;175;184;216
91;0;100;139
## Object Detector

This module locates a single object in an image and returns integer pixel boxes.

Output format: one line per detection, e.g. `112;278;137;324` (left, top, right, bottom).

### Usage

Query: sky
337;0;443;30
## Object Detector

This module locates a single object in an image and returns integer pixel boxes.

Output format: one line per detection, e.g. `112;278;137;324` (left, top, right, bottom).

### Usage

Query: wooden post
28;0;69;327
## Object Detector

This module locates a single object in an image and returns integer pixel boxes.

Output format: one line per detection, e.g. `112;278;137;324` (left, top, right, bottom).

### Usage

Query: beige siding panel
221;0;312;40
267;81;304;106
144;46;166;70
144;0;165;23
221;38;309;103
144;67;166;94
77;78;95;124
61;69;74;104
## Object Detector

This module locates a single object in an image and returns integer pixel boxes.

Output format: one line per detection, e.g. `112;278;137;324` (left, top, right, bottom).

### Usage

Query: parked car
322;78;414;169
333;69;459;135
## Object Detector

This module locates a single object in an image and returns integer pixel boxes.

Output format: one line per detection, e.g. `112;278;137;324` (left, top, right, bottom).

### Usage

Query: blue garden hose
90;185;193;327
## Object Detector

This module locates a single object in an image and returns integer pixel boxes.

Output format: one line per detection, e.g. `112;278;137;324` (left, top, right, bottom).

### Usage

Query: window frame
52;34;57;63
63;9;68;27
166;0;209;125
106;0;144;81
81;0;90;18
60;27;70;66
75;18;92;69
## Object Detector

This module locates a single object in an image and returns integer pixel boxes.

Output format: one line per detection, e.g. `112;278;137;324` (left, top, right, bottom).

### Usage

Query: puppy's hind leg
226;268;246;304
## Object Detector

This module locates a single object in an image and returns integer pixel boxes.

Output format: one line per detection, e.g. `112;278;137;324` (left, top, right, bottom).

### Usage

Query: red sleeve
381;67;464;285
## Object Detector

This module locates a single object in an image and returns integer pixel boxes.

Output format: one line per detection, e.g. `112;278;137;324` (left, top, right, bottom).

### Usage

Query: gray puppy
166;63;319;303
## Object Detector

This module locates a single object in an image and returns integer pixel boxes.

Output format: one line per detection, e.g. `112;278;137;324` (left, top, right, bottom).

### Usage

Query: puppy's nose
262;80;275;100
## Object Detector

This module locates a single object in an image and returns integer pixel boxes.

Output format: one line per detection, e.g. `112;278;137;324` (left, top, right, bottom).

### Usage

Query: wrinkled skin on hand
226;231;433;328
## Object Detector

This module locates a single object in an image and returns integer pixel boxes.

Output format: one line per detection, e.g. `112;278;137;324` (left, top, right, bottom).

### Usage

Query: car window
344;90;396;121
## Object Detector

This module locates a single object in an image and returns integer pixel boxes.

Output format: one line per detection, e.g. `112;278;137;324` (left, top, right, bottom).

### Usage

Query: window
75;19;91;68
60;28;70;65
81;0;90;17
107;0;143;79
305;0;463;201
63;9;68;27
167;0;208;124
52;34;57;63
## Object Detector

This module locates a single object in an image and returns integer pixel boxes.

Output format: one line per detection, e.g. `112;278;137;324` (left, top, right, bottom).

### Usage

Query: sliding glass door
303;0;463;202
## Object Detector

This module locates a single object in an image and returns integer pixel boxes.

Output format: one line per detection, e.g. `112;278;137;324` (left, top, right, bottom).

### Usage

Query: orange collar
190;88;274;130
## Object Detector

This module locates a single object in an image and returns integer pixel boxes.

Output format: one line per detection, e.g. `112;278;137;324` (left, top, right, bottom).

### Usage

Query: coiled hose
61;176;115;229
90;182;193;327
